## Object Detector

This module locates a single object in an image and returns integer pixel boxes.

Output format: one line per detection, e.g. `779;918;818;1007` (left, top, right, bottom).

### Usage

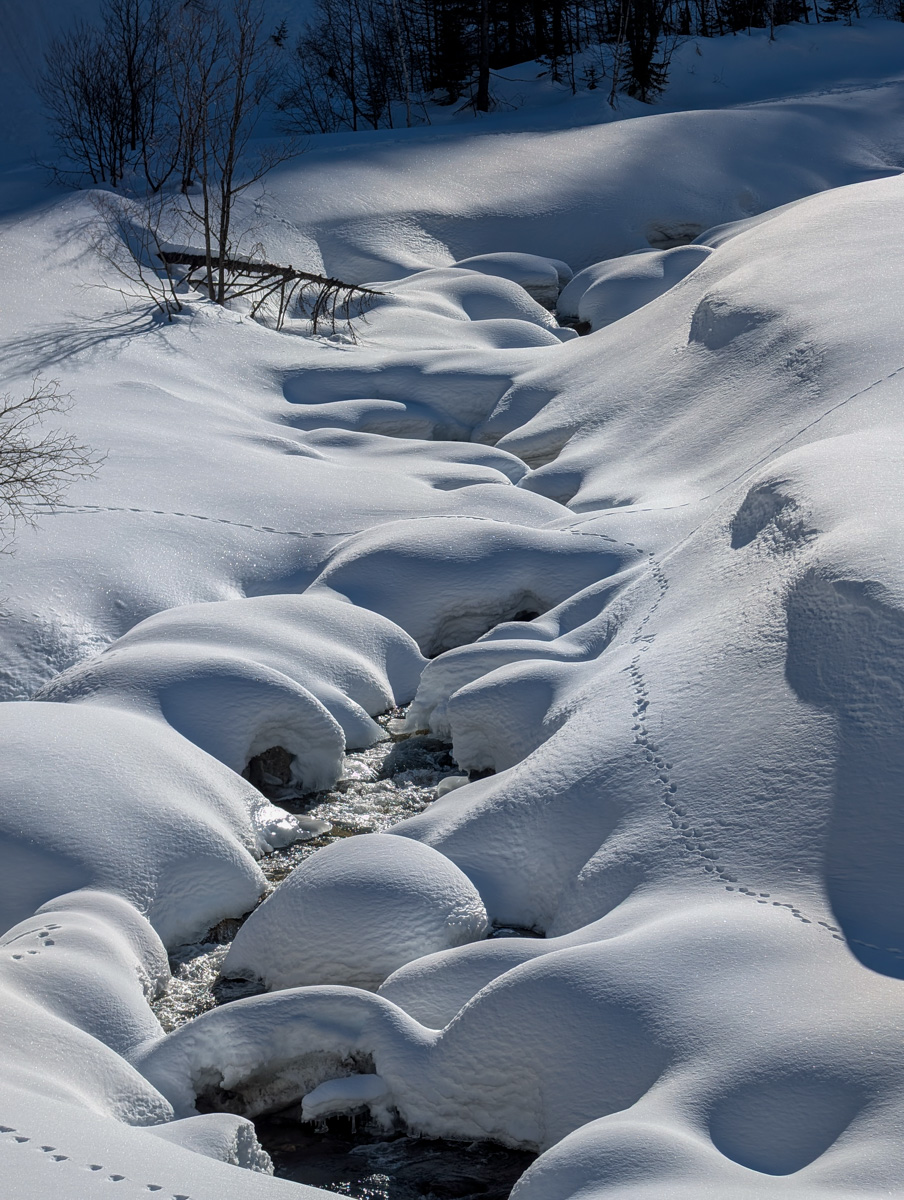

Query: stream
152;709;461;1032
151;710;538;1199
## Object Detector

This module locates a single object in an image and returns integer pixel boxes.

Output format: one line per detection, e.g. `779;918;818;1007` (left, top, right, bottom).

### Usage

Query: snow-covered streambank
5;18;904;1200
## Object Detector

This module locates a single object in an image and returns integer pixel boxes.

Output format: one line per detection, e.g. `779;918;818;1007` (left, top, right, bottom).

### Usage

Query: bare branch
159;249;381;333
0;378;103;546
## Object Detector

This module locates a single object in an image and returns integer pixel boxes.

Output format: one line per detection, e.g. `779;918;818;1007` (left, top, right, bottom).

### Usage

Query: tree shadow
0;308;160;375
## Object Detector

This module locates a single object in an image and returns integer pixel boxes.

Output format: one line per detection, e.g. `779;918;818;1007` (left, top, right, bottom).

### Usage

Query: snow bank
453;253;573;308
136;892;904;1179
312;517;632;656
403;572;632;738
0;1080;321;1200
5;17;904;1200
0;702;295;946
0;892;173;1126
556;244;711;330
222;833;487;991
147;1112;274;1174
301;1073;392;1127
38;592;426;788
261;40;904;279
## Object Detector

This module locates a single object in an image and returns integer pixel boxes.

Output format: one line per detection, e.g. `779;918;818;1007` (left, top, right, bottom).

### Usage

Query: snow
37;591;426;784
146;1112;275;1174
310;517;629;656
222;833;488;991
301;1073;392;1127
3;10;904;1199
556;244;712;331
0;1081;322;1200
0;702;298;947
452;253;573;309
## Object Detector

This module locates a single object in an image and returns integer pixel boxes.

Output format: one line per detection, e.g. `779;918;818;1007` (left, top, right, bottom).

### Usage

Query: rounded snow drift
222;833;488;991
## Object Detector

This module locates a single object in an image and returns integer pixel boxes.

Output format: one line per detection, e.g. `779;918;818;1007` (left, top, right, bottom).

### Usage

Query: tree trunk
475;0;490;111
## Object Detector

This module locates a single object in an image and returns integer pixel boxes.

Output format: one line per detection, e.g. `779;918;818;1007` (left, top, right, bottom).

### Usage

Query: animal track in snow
7;924;60;962
0;1125;185;1196
625;553;844;943
38;505;624;561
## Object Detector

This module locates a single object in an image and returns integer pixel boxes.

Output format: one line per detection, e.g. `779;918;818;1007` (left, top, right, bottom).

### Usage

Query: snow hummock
556;244;712;331
222;833;488;991
4;14;904;1200
146;1112;275;1174
37;591;426;789
301;1073;393;1128
0;701;298;947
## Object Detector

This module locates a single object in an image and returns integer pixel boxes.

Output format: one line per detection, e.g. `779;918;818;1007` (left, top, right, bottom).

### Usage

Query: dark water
153;713;534;1200
256;1116;535;1200
152;712;463;1032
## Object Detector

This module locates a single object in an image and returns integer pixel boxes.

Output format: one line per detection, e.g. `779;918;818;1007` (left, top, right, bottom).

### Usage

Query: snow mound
3;890;168;1057
0;1080;318;1200
135;891;904;1170
313;517;632;656
557;245;712;331
453;252;573;308
382;266;564;330
222;833;488;991
301;1073;392;1127
403;572;630;739
0;702;289;947
0;890;174;1125
147;1112;274;1174
37;592;425;789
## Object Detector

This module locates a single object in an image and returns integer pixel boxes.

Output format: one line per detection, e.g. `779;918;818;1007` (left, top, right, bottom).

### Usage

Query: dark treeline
283;0;888;125
41;0;899;175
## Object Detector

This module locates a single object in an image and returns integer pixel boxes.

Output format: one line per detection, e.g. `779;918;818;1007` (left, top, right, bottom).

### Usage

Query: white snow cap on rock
0;702;294;948
146;1112;274;1174
222;833;488;991
312;516;630;657
453;252;574;308
37;592;426;791
556;244;712;331
301;1073;393;1129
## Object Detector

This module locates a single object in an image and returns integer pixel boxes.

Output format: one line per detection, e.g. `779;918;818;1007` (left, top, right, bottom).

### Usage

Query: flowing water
152;709;462;1032
151;711;537;1199
256;1116;535;1200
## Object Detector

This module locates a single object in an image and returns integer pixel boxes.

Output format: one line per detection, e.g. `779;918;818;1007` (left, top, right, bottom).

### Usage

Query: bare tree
39;0;171;189
0;379;102;542
39;23;131;186
166;0;300;302
90;190;382;334
158;248;383;333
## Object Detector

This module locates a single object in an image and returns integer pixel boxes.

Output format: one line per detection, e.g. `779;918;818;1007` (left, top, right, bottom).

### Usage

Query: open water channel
151;710;538;1200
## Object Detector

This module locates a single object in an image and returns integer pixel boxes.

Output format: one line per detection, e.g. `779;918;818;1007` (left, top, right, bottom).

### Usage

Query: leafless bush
0;378;103;542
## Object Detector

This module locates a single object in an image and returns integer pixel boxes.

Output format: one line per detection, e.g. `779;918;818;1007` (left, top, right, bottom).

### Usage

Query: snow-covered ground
4;10;904;1199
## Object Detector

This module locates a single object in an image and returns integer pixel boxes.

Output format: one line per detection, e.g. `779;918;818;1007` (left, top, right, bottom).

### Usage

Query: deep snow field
4;11;904;1199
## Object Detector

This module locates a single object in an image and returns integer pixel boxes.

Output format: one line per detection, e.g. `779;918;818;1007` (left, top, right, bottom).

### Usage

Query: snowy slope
3;13;904;1200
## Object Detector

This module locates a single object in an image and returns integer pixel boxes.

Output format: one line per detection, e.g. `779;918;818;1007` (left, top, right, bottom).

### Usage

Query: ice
302;1074;392;1127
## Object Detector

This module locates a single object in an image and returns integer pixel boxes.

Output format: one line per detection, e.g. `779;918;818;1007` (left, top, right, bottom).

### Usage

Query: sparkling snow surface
4;14;904;1200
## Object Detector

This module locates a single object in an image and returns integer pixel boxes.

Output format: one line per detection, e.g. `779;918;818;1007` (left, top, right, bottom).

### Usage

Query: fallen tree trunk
159;250;382;333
